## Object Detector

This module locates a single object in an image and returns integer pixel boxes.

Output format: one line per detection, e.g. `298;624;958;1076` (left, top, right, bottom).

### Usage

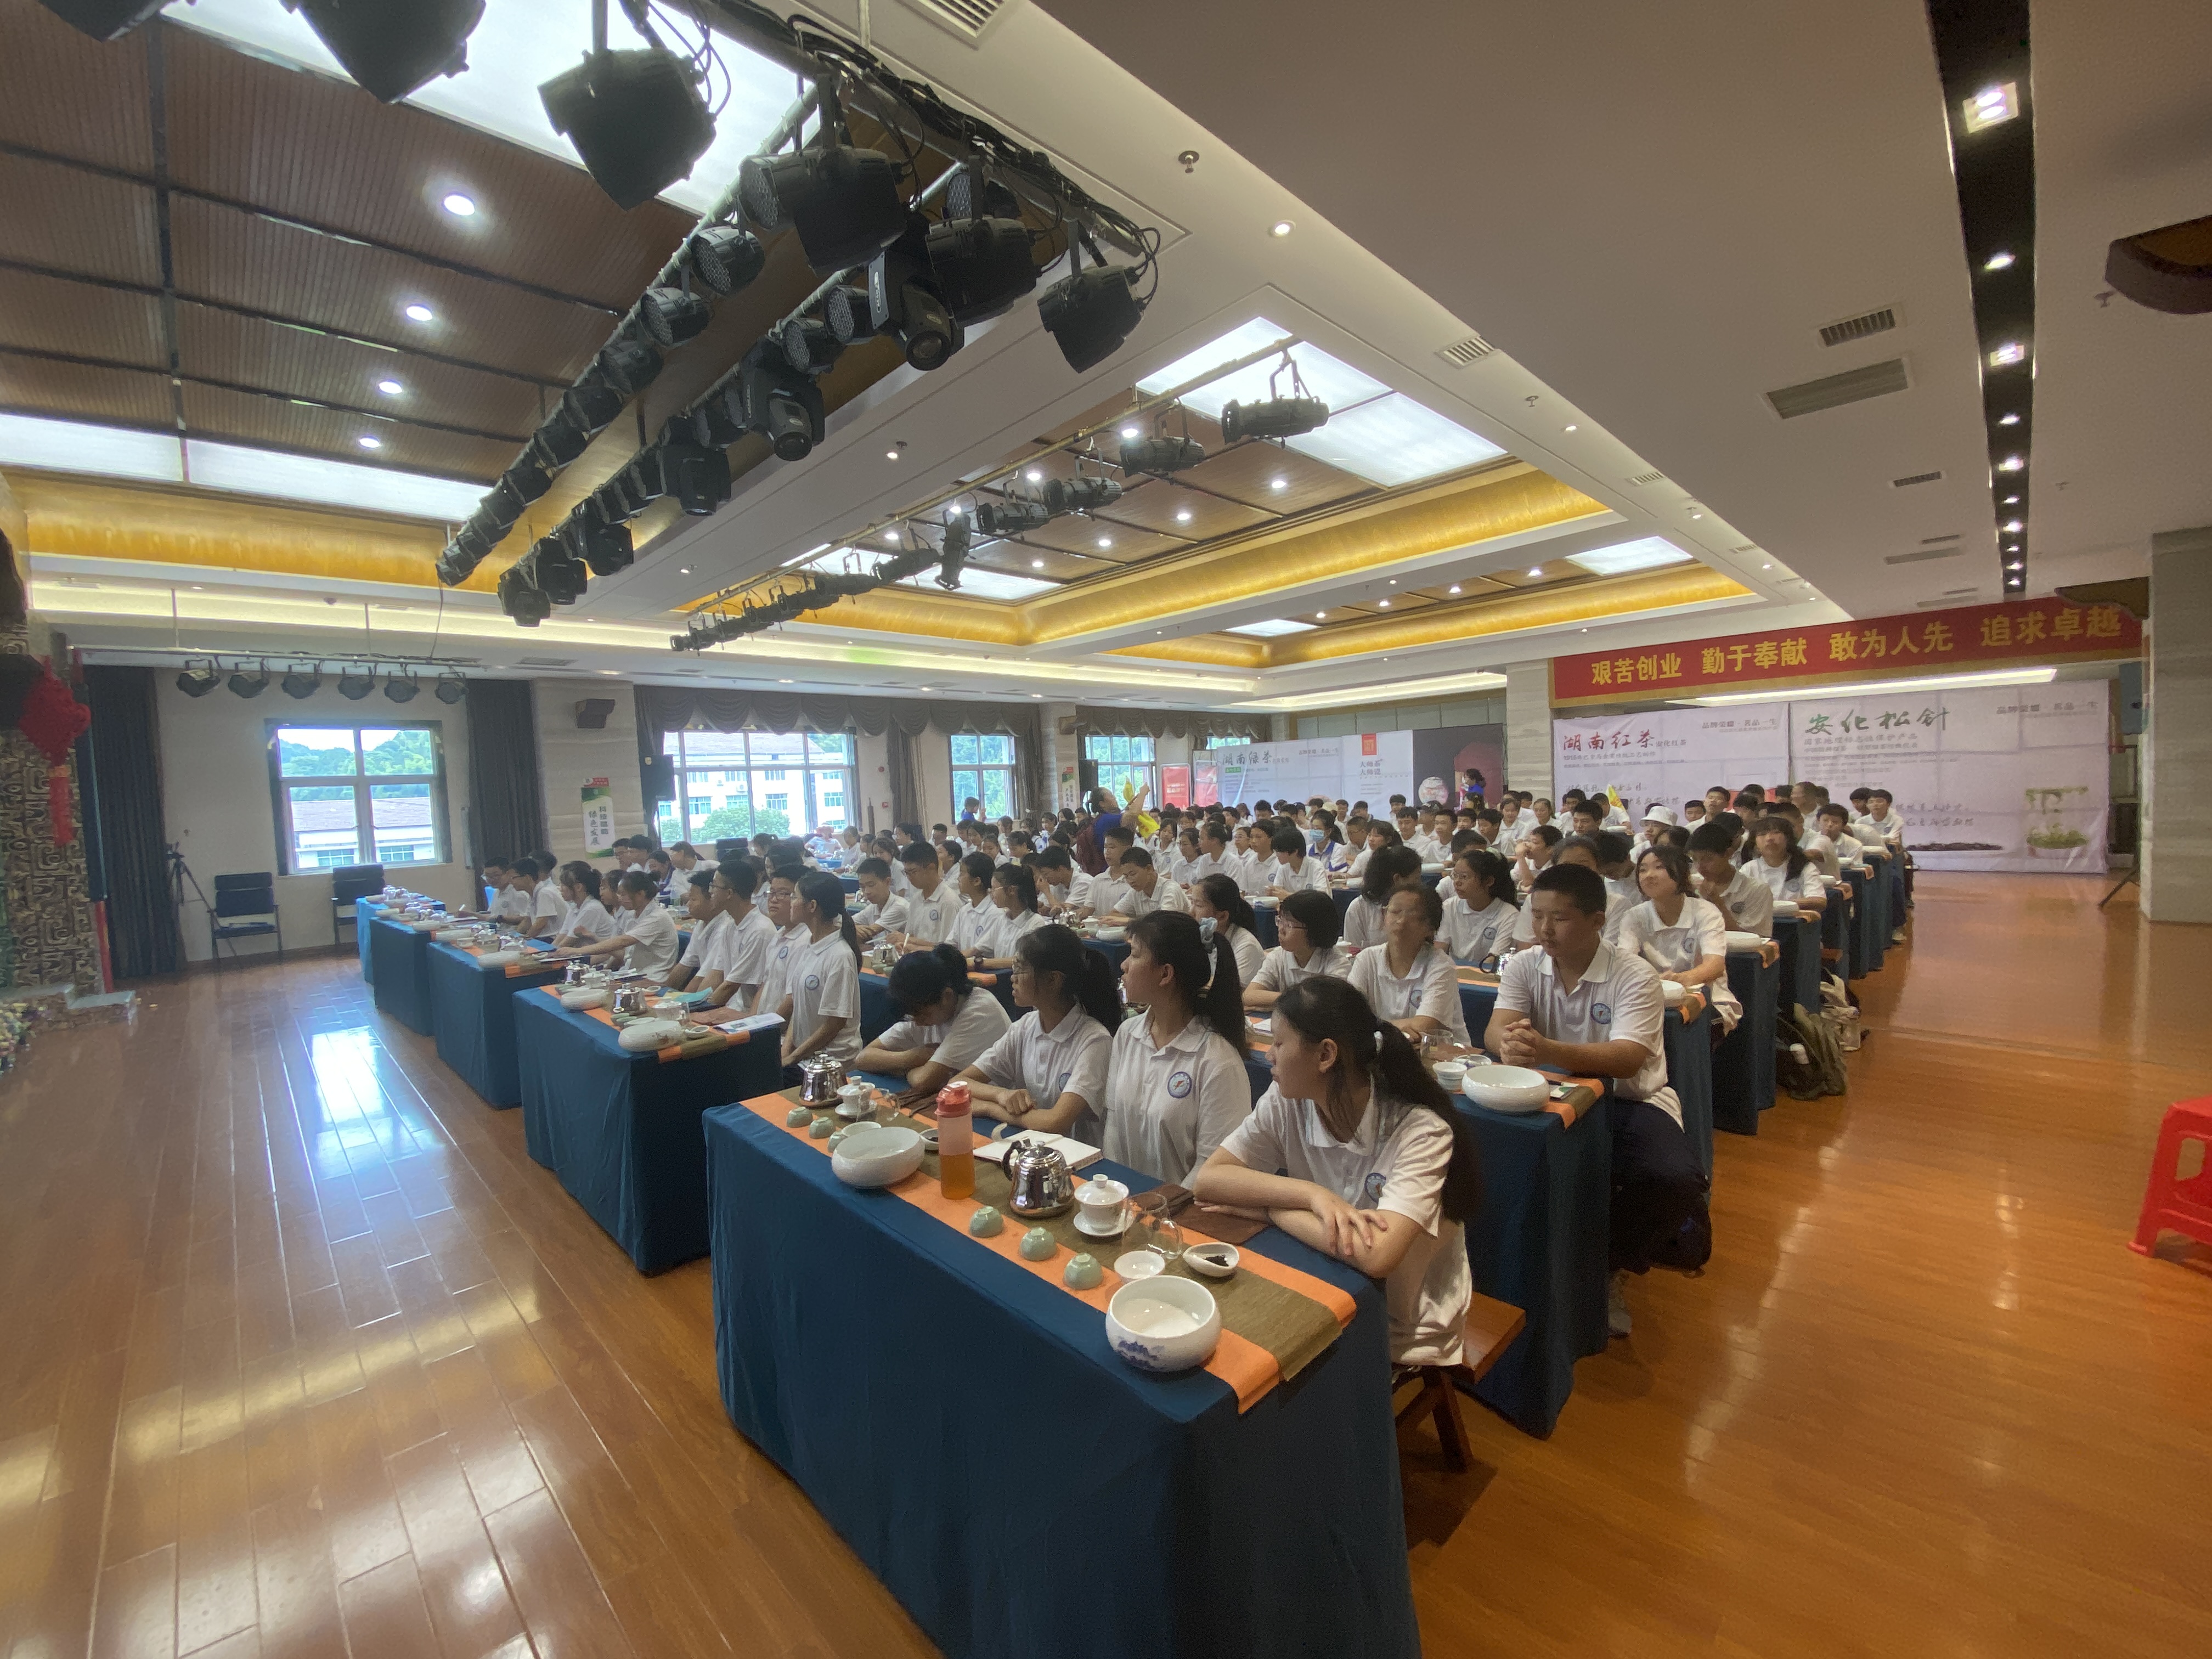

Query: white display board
1201;731;1415;807
1790;681;2108;872
1550;708;1791;816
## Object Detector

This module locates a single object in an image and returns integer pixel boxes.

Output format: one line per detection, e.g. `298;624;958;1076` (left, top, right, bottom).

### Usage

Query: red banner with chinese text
1549;597;2140;706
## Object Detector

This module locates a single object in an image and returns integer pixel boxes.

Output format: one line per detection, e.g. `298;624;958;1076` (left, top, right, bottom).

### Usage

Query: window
1084;732;1156;810
951;732;1018;820
656;729;856;845
269;723;449;873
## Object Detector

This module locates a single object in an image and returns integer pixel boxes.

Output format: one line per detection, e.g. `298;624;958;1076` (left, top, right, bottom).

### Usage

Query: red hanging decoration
15;664;91;847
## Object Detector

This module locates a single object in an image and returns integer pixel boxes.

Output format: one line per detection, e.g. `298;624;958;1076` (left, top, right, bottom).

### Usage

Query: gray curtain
466;679;544;864
85;665;180;979
1074;704;1259;745
885;724;923;826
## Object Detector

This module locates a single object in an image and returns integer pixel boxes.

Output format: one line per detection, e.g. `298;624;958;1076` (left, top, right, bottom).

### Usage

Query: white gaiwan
1461;1064;1550;1113
1106;1276;1221;1373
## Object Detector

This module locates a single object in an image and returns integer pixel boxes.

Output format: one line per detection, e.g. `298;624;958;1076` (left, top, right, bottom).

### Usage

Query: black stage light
454;520;496;561
484;459;550;526
337;667;378;699
1119;433;1205;475
866;224;963;370
561;516;634;577
434;672;467;705
924;216;1036;324
437;543;475;586
935;511;973;591
595;338;664;397
293;0;484;103
637;283;713;347
35;1;170;41
479;483;526;532
739;342;825;462
564;379;627;434
686;224;765;296
1039;263;1146;373
281;665;321;699
975;496;1053;536
527;536;588;605
528;407;591;470
627;444;729;515
738;145;905;273
780;317;843;375
687;385;746;449
1221;396;1329;443
1043;475;1121;515
824;281;881;345
945;172;1023;224
541;46;714;210
383;671;421;704
496;566;551;627
227;662;270;698
175;661;219;698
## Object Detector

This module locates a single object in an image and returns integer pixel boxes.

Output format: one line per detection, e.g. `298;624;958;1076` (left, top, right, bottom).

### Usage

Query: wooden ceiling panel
173;302;542;437
0;152;162;287
968;544;1094;584
0;0;156;172
1107;474;1271;539
0;267;165;368
168;195;610;381
1007;514;1181;563
0;352;174;430
159;24;692;308
1175;436;1364;514
178;383;512;483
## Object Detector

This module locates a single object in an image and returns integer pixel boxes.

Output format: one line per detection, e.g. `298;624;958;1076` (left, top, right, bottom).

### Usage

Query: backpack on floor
1779;1006;1848;1099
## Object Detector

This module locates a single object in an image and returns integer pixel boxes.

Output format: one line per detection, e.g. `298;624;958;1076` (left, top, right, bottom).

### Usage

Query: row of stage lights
173;661;467;703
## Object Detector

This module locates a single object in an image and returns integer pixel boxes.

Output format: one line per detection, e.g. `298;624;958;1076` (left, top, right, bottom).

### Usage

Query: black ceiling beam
0;140;622;315
1925;0;2034;600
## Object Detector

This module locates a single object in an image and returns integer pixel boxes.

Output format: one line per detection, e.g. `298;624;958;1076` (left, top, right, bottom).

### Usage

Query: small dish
1074;1209;1128;1240
1113;1248;1165;1280
1182;1242;1240;1279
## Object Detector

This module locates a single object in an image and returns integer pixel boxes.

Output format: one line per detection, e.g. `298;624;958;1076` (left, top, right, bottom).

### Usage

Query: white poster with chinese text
1550;708;1790;816
1790;682;2107;872
1205;731;1416;807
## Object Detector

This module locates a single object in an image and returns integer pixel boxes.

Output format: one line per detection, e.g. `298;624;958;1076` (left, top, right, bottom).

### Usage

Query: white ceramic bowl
617;1018;685;1052
1462;1064;1550;1113
1723;930;1766;953
1182;1242;1240;1279
1661;979;1688;1007
476;950;522;969
1106;1276;1221;1373
1773;901;1801;920
560;988;609;1010
832;1125;924;1188
1091;925;1126;942
436;928;474;944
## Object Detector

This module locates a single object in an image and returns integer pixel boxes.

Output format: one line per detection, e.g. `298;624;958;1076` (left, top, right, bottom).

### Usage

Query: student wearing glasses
1348;880;1470;1047
1244;888;1353;1008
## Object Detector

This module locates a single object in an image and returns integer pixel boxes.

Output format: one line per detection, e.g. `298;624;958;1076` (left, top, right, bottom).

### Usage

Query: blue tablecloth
703;1109;1416;1659
1713;951;1780;1138
1664;1001;1715;1179
1252;905;1278;949
429;941;567;1108
1854;860;1889;973
1453;1090;1613;1437
1824;883;1854;981
1778;915;1822;1013
356;897;381;982
369;916;436;1034
517;994;785;1273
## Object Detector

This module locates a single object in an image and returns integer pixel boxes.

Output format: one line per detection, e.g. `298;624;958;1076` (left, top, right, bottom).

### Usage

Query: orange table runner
460;942;566;979
737;1092;1356;1412
534;986;757;1064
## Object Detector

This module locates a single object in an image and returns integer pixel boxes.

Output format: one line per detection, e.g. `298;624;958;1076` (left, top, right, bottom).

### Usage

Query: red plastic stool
2131;1097;2212;1256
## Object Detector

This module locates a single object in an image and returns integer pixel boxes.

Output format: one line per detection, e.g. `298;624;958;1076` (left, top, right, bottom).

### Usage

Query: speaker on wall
574;698;615;730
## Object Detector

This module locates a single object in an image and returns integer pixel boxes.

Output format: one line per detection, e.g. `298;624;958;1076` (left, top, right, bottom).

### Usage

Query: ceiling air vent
514;656;576;668
896;0;1021;44
1892;470;1945;487
1627;470;1667;486
1818;306;1899;347
1436;334;1495;367
1884;545;1966;565
1764;357;1910;419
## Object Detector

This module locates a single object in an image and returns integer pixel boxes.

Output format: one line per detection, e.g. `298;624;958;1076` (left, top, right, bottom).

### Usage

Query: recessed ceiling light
2004;495;2020;504
1997;455;2025;471
1563;424;1578;432
678;566;692;574
1387;578;1397;585
441;191;477;217
1097;536;1112;549
1314;611;1326;619
778;678;793;684
1269;476;1288;491
1762;562;1773;569
403;303;434;323
1988;342;2025;367
1270;219;1294;238
885;449;900;460
357;435;382;449
1984;251;2015;271
1999;413;2020;425
1527;566;1542;577
1025;468;1043;483
1688;510;1703;520
1962;82;2019;132
2002;520;2023;532
1447;584;1461;594
1155;630;1163;635
1174;507;1192;523
1378;599;1391;608
376;379;404;396
1030;692;1042;698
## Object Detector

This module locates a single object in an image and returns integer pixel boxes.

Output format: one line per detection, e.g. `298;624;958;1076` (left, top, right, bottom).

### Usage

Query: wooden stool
1392;1292;1526;1471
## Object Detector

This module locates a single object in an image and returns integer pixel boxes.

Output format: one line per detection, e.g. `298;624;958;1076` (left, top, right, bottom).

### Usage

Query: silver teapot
796;1054;848;1106
612;985;651;1017
1001;1138;1075;1218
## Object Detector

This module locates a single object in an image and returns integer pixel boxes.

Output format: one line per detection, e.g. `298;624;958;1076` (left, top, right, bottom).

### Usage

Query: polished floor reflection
0;874;2206;1657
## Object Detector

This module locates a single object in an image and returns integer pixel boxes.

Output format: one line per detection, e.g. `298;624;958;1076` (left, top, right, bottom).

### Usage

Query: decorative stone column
2144;525;2212;923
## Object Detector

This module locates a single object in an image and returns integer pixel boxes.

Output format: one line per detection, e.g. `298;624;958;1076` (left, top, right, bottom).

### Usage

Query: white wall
533;678;644;858
1504;661;1554;800
155;676;475;962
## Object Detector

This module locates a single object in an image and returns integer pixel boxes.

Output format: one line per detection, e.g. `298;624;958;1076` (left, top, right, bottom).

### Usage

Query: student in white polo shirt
550;862;619;949
958;923;1122;1143
1441;847;1519;967
483;859;532;922
1746;815;1827;914
1815;803;1866;871
1688;820;1774;938
510;857;568;941
1085;848;1191;922
775;871;863;1074
890;841;957;949
1197;975;1478;1367
1348;882;1471;1048
856;942;1014;1102
848;857;909;944
1186;820;1238;884
558;869;681;979
701;857;776;1011
1265;825;1331;898
1244;888;1355;1009
973;862;1049;968
1097;910;1251;1184
1342;846;1422;952
749;865;810;1016
662;871;726;994
1487;862;1711;1339
943;852;1000;956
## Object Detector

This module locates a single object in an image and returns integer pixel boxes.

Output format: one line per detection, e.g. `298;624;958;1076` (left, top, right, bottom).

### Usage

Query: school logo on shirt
1166;1070;1193;1099
1364;1171;1387;1204
1054;1070;1071;1096
1592;1003;1612;1024
803;973;821;991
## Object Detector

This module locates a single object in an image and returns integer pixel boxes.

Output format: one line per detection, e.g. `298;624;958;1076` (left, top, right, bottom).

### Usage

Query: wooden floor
1;874;2207;1658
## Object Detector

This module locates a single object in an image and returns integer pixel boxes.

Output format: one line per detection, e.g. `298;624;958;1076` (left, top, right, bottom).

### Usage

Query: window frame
950;731;1019;821
656;729;858;845
1082;731;1158;811
266;719;451;875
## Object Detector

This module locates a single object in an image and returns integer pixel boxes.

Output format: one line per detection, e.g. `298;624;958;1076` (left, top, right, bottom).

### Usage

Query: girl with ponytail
1097;911;1252;1183
777;871;863;1073
1189;873;1266;983
956;923;1121;1142
1195;975;1480;1366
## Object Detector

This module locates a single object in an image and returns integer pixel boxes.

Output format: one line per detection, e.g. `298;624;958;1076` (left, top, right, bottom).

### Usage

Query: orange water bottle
936;1081;975;1200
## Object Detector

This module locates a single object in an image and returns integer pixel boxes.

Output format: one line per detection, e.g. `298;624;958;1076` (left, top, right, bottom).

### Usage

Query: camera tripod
166;843;208;916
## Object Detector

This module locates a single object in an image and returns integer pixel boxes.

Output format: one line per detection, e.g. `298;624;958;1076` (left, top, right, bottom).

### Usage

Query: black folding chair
330;863;386;945
210;872;283;965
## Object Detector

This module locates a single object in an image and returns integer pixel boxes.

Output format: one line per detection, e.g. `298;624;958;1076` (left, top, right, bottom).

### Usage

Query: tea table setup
426;927;568;1108
1713;935;1782;1138
702;1079;1418;1659
1776;911;1824;1014
366;895;450;1035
